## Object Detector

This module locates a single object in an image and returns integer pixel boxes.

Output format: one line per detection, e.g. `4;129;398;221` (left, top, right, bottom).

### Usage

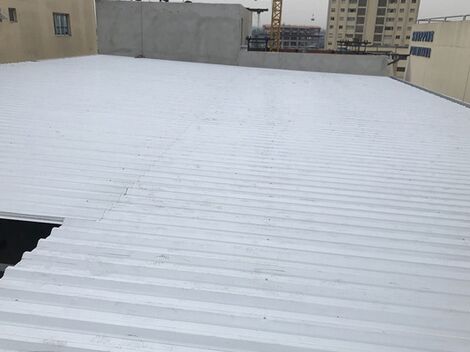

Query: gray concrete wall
238;51;392;76
96;1;142;58
96;0;389;76
96;0;252;65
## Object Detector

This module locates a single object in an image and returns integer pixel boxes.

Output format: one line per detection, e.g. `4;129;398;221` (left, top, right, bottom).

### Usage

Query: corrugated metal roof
0;55;470;352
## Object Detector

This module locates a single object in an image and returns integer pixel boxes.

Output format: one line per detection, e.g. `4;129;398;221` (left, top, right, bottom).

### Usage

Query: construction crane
269;0;283;52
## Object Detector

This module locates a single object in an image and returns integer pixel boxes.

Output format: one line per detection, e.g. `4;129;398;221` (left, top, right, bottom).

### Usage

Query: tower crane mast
269;0;283;52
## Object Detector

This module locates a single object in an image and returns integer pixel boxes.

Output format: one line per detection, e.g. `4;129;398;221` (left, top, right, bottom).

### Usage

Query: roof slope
0;55;470;352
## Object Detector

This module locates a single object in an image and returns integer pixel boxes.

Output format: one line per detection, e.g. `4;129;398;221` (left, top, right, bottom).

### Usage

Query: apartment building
326;0;421;50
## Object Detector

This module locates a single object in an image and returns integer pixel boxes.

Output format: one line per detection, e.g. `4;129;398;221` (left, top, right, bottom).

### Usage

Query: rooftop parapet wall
96;0;252;66
238;51;392;76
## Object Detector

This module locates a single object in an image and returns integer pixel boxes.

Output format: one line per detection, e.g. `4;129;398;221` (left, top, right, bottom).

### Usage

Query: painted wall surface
0;0;97;63
405;21;470;103
96;0;252;66
238;51;391;76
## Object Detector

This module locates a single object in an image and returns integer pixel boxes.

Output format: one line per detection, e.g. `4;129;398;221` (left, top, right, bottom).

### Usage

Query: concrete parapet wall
96;0;252;65
95;0;389;76
238;51;392;76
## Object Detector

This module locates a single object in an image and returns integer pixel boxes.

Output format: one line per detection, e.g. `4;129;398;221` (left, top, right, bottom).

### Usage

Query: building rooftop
0;55;470;352
264;24;322;29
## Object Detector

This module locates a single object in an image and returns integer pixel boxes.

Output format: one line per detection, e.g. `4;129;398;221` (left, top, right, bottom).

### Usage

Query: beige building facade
0;0;97;63
326;0;420;50
405;17;470;104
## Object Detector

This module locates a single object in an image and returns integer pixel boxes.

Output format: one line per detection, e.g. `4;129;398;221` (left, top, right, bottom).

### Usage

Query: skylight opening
0;216;62;279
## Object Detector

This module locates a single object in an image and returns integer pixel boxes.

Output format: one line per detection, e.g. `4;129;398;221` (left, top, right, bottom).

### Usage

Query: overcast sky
193;0;470;28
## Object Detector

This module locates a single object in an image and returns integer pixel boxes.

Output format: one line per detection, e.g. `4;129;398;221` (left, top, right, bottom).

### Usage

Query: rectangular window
377;8;386;16
412;31;435;42
8;8;17;22
53;13;71;36
410;46;432;58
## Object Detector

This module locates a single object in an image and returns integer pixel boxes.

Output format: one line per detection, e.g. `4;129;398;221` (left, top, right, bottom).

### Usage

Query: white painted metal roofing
0;55;470;352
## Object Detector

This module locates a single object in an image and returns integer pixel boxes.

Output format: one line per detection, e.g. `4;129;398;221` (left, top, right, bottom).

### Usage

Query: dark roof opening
0;218;61;278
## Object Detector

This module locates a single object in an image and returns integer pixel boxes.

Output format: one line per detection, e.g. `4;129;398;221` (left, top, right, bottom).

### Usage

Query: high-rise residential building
326;0;421;50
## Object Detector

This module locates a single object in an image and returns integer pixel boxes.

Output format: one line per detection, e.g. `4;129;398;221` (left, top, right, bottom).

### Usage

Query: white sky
192;0;470;29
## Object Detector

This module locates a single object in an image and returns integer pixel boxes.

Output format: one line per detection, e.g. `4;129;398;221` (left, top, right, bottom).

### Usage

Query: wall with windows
0;0;97;64
405;20;470;103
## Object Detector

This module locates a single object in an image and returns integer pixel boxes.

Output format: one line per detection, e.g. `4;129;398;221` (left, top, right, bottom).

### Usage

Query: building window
410;46;432;58
377;8;386;16
412;31;434;42
53;13;71;36
8;8;17;22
